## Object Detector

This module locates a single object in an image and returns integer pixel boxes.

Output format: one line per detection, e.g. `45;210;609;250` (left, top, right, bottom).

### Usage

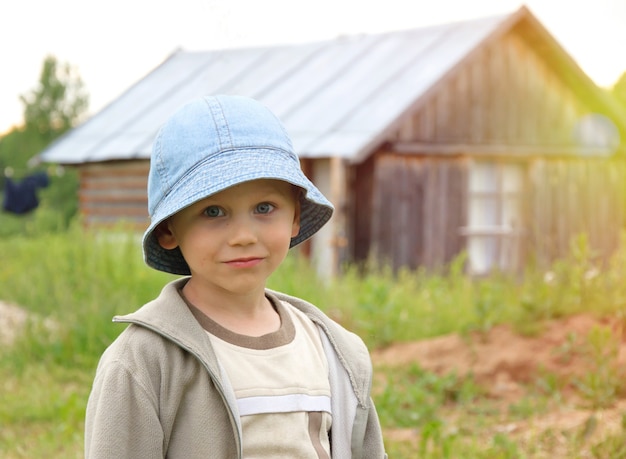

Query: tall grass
274;233;626;348
4;227;625;355
1;225;175;370
3;228;626;457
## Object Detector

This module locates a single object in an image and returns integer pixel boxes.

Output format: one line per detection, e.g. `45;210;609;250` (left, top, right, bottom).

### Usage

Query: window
461;161;525;274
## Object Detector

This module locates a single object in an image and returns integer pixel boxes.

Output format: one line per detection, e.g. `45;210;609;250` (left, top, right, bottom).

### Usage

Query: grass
0;363;88;458
2;227;626;457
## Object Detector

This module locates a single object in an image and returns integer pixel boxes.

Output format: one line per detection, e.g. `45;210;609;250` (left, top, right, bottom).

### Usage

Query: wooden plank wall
368;152;467;271
349;155;375;263
381;24;625;273
529;157;626;266
356;151;625;273
79;160;149;229
394;30;586;147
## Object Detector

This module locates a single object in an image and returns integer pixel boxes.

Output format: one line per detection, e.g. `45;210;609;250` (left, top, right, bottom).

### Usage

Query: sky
2;0;625;135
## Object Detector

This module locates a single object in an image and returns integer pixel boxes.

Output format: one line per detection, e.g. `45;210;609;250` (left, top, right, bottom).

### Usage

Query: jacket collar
114;277;371;407
114;277;221;372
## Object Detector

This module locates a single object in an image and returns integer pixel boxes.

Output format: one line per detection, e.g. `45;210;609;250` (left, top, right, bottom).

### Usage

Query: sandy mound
372;314;626;454
372;314;626;388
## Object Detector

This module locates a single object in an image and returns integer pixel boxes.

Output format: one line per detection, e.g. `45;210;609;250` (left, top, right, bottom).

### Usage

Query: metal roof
39;10;516;165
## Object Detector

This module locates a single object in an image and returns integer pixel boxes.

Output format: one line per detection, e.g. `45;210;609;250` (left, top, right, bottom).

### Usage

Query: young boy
84;95;387;458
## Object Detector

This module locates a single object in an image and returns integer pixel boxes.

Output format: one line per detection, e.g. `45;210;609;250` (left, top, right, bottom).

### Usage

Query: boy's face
157;179;301;296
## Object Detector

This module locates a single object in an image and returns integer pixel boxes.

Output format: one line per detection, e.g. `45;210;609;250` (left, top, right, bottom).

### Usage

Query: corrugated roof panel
47;48;283;163
287;16;505;159
283;36;416;127
300;131;372;158
39;12;515;165
41;51;214;163
213;42;326;98
255;35;382;117
110;45;327;160
89;48;284;160
338;16;506;161
282;25;456;150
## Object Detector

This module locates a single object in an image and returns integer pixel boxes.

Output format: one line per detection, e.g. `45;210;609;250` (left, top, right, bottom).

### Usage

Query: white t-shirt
188;295;332;458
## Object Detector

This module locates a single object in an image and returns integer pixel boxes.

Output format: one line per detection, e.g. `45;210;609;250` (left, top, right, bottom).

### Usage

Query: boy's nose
227;218;258;246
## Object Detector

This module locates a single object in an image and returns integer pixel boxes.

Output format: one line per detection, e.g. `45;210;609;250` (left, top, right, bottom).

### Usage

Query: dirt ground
372;313;626;453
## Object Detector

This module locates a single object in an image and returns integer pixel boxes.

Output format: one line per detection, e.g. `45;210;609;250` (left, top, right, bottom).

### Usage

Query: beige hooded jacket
85;278;386;458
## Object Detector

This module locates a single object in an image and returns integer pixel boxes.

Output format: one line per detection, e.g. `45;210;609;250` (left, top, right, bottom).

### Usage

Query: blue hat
142;95;334;275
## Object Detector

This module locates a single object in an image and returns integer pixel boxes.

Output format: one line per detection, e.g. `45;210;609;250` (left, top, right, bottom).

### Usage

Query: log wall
79;160;149;229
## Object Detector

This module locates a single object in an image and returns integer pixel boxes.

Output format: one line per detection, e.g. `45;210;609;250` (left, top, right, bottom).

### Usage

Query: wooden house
38;6;626;275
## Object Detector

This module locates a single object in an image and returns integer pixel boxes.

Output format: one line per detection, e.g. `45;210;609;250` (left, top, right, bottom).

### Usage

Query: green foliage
0;167;79;238
1;55;88;172
376;364;483;428
612;71;626;108
507;394;550;420
0;227;175;370
0;127;48;173
591;413;626;458
0;364;88;459
574;325;625;409
513;233;626;337
418;419;461;458
20;55;89;140
0;54;88;237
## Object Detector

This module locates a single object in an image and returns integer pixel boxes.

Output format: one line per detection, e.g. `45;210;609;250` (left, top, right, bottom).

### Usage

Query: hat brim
142;148;333;275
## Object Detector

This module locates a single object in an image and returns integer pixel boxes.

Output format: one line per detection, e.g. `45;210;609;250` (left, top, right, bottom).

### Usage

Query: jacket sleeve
361;398;388;458
85;358;164;458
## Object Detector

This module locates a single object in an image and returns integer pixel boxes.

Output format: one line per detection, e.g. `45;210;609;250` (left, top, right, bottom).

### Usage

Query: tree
19;55;89;141
1;55;89;169
0;55;89;235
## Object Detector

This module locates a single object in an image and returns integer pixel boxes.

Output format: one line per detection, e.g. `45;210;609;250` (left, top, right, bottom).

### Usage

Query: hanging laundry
2;171;50;214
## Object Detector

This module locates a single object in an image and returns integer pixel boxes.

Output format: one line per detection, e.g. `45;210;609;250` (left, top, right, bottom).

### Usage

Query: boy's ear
155;220;178;249
291;197;302;238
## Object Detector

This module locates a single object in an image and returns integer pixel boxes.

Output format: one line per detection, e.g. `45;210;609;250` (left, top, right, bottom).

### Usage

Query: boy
84;95;387;458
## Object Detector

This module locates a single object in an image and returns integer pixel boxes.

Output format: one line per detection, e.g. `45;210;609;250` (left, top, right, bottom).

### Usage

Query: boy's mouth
224;257;263;268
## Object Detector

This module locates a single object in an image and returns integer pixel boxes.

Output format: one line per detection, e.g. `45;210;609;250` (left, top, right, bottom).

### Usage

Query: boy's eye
204;206;225;218
255;203;275;214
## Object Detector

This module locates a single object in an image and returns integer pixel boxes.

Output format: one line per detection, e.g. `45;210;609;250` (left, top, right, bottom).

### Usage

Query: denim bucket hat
142;95;334;275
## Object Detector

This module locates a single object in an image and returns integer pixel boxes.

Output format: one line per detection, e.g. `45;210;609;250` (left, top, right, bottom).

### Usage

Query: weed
590;412;626;458
508;395;549;420
374;364;484;429
574;325;624;409
532;368;567;405
418;419;461;458
552;331;580;364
